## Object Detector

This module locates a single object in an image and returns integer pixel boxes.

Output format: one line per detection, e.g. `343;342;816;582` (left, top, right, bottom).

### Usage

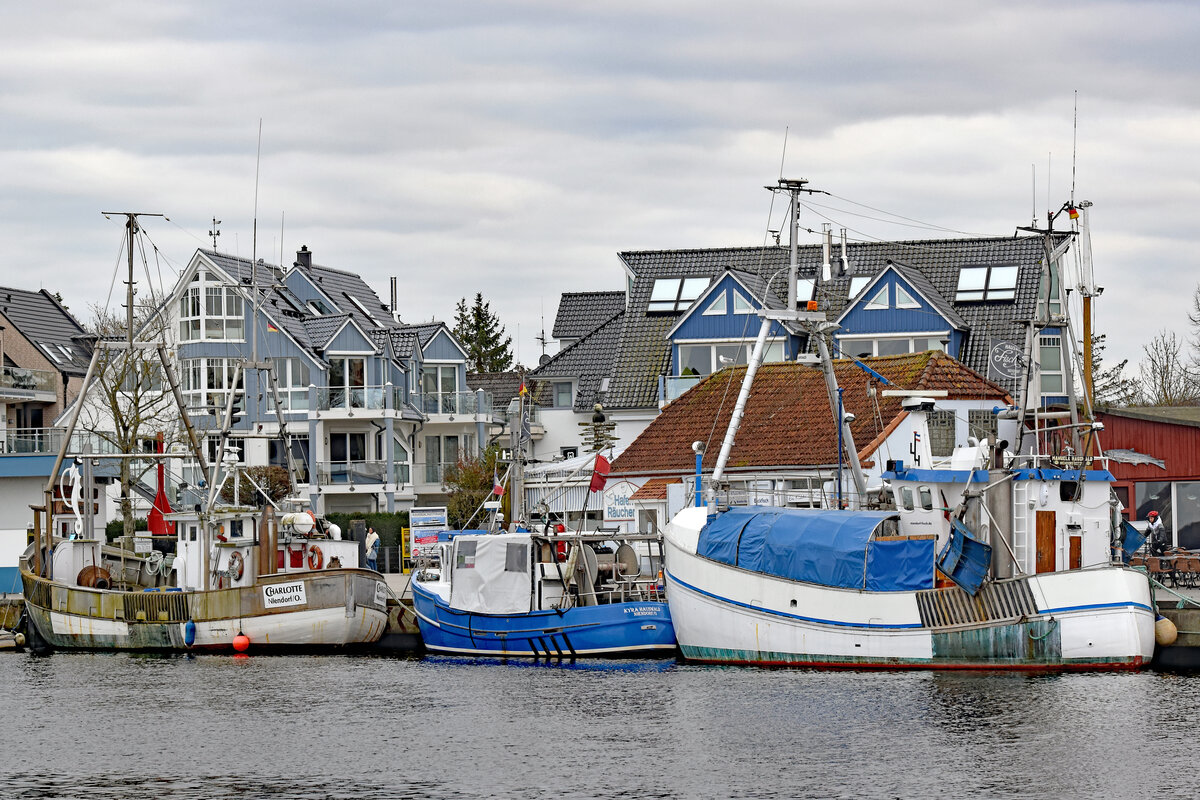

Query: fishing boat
411;446;675;659
411;527;675;658
661;181;1154;670
20;213;389;653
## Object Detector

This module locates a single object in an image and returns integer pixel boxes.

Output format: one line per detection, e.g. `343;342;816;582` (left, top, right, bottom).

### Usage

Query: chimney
839;228;850;276
294;245;312;269
390;277;398;314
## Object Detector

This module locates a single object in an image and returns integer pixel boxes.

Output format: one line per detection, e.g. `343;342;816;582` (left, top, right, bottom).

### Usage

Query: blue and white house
148;246;496;515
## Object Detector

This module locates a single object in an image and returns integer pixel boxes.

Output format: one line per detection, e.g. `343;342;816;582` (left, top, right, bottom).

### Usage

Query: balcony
316;459;410;487
0;365;56;401
415;391;493;417
1;428;123;456
421;460;457;486
661;374;703;405
315;386;388;412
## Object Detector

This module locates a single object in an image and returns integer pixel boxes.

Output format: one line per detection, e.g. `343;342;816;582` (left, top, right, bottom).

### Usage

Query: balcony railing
1;427;123;455
1;365;56;394
662;374;703;404
415;391;492;416
316;460;411;486
422;460;457;485
315;386;388;411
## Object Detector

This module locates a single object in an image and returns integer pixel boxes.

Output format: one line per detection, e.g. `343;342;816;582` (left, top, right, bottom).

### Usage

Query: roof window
648;278;708;314
956;265;1019;302
848;276;871;299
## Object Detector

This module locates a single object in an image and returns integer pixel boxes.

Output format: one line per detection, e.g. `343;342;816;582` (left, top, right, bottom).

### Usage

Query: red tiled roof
630;477;680;501
611;351;1010;477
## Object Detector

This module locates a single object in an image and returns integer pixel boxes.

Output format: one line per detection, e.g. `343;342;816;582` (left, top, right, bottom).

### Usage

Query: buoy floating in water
1155;615;1178;647
232;632;250;653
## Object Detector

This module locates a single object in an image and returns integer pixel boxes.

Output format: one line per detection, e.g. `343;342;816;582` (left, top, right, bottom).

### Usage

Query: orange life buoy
228;551;245;581
308;544;324;570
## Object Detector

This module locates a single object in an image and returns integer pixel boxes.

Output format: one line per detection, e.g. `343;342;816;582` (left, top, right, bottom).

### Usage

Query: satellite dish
538;353;551;366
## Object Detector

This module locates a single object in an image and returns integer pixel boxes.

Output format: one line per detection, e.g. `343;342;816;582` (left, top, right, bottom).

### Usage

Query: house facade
0;286;95;592
90;246;494;517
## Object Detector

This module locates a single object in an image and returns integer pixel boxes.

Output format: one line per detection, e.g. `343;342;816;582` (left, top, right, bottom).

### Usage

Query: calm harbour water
4;652;1199;800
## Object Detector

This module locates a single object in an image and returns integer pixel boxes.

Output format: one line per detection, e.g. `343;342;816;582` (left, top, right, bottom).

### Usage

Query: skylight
648;277;709;314
956;265;1019;302
848;277;871;299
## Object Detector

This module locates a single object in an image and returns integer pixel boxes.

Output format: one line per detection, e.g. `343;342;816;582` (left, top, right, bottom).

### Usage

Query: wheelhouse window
179;271;245;341
956;265;1018;302
648;277;709;314
1038;335;1063;394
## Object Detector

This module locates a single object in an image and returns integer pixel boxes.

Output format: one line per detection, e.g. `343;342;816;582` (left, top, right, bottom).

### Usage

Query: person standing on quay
365;527;381;571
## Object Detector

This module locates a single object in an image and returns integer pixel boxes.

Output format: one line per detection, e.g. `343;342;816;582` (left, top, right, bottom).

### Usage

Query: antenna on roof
208;217;221;250
537;300;547;357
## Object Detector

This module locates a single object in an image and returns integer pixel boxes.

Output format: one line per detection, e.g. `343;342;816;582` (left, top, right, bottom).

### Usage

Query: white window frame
648;277;709;314
551;380;574;408
181;357;245;416
1038;335;1064;395
894;285;920;310
732;291;754;315
835;332;950;358
866;285;888;309
178;270;245;342
956;264;1019;303
701;291;727;316
676;338;786;377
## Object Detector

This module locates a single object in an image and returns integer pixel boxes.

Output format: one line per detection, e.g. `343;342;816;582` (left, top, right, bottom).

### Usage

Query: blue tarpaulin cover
697;506;934;591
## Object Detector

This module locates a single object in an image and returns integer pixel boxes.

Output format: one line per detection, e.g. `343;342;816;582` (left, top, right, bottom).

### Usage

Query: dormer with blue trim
834;262;967;360
661;269;803;405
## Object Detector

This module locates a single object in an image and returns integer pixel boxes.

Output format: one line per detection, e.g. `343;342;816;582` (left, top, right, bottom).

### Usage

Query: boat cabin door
1035;510;1056;573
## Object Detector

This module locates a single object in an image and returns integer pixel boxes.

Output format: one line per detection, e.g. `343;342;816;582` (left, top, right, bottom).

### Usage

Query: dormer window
307;298;335;316
648;277;708;314
956;265;1018;302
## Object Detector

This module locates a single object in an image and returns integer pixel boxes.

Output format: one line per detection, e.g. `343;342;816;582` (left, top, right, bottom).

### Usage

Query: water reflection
4;653;1199;799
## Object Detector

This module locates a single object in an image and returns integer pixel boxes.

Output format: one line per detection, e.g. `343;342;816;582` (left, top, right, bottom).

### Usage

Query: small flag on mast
588;454;610;493
1067;206;1079;219
492;467;505;497
266;321;279;332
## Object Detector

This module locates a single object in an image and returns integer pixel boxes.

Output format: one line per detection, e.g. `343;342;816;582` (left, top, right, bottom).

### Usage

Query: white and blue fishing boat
411;528;676;659
661;181;1154;670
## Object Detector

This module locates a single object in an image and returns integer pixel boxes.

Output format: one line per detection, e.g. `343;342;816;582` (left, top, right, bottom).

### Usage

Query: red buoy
232;633;250;653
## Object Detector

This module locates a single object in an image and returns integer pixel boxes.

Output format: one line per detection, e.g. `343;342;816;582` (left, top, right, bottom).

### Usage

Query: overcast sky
3;1;1197;372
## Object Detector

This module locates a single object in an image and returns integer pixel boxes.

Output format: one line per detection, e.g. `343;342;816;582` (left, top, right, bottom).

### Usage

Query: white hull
664;509;1154;669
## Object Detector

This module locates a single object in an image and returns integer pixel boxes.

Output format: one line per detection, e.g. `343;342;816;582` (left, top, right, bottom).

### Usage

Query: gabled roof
302;313;354;351
838;261;968;331
666;267;794;340
552;291;626;339
607;235;1059;408
372;327;422;361
0;286;93;375
531;310;624;411
610;351;1011;477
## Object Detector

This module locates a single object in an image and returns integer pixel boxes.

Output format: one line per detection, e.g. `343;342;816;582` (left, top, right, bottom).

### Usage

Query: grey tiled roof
404;322;445;349
302;314;354;351
532;310;624;411
304;262;397;333
552;291;627;339
887;262;968;330
608;235;1062;408
0;286;93;375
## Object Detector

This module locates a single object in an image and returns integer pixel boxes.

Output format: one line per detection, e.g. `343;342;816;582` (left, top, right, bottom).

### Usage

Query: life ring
308;544;324;570
228;551;244;581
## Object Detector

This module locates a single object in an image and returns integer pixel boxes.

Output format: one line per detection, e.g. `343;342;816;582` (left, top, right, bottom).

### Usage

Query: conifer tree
453;293;513;373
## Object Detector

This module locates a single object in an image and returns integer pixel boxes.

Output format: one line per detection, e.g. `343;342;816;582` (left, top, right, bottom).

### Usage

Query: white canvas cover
448;534;533;614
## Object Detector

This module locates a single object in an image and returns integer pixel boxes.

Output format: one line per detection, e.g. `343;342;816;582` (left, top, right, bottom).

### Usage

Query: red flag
1067;206;1080;219
589;454;610;493
493;467;505;497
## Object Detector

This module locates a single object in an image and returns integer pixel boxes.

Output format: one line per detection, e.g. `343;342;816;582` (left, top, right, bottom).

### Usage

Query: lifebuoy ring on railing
228;551;245;581
308;544;324;570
